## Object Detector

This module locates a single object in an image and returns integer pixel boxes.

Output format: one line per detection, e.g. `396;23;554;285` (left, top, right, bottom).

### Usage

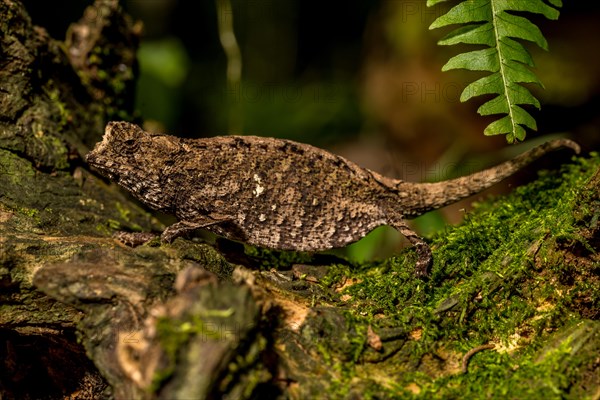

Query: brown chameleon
86;122;580;277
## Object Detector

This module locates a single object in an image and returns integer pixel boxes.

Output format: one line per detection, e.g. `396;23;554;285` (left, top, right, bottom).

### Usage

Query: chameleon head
86;121;180;210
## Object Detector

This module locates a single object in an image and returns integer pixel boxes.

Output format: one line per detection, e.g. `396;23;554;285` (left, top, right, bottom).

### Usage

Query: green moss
151;316;192;389
107;219;121;230
171;240;236;279
45;84;72;132
152;309;243;390
46;135;69;170
115;201;143;231
243;245;315;270
95;223;111;236
221;335;270;398
0;149;36;182
319;264;352;288
0;146;159;238
18;207;39;219
318;155;600;398
149;282;265;397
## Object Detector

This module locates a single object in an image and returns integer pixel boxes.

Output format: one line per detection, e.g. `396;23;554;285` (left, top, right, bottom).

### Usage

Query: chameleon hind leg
389;219;432;278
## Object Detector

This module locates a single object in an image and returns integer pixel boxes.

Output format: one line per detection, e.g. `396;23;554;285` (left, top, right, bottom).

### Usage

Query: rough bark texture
1;1;598;399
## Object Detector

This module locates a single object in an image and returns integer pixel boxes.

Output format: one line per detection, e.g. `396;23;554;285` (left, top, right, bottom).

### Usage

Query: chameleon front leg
161;215;232;243
390;219;432;278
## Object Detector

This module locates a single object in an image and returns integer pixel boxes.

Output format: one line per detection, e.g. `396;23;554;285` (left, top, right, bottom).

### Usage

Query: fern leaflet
428;0;562;143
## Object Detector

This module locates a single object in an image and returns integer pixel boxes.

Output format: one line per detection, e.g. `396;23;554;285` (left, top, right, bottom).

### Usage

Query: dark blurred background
22;0;600;259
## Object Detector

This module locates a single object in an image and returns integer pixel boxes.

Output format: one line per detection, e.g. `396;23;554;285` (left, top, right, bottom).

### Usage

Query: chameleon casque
86;122;580;277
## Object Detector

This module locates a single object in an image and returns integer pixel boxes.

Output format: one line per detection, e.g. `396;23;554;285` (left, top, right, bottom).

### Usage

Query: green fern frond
428;0;562;143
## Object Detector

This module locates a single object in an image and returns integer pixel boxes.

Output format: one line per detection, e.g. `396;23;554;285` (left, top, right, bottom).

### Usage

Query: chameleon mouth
85;153;120;181
91;164;119;181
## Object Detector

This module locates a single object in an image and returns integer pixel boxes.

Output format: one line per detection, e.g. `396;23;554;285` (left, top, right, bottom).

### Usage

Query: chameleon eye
120;137;139;153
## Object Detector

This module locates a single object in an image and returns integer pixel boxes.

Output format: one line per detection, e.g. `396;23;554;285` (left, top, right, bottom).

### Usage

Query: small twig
215;0;243;133
461;344;495;374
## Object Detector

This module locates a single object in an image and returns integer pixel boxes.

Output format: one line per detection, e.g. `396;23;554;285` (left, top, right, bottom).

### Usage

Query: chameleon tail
399;139;581;217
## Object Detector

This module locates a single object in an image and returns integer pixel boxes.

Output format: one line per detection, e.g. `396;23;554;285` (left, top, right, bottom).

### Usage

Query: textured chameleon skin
86;122;580;276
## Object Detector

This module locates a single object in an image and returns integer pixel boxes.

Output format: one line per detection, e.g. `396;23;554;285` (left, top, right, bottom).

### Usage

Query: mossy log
1;1;598;399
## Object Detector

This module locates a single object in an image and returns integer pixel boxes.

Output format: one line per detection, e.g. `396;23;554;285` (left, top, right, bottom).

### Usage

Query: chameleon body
86;122;580;276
